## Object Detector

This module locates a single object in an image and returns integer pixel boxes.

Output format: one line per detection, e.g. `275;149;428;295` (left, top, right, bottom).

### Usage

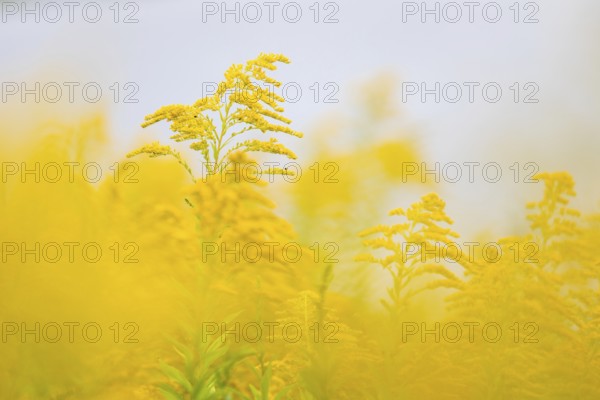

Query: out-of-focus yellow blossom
357;193;462;316
527;172;581;243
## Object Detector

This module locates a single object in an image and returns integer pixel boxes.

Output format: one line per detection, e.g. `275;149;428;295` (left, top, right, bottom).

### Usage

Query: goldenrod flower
357;192;462;316
129;53;302;178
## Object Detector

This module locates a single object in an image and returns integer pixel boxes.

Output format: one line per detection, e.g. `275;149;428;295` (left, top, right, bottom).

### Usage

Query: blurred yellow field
0;53;598;399
2;3;600;398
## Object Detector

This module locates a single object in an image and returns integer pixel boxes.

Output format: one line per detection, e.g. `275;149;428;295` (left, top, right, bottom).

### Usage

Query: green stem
214;102;233;169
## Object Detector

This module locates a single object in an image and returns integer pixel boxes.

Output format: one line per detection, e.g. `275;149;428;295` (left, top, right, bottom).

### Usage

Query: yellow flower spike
527;171;581;244
126;141;174;158
357;192;462;316
128;53;302;179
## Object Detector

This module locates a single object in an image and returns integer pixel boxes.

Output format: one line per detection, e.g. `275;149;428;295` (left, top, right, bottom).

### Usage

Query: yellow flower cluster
357;193;461;314
527;172;581;242
127;141;175;158
129;53;302;177
188;151;294;244
126;141;195;182
232;137;298;159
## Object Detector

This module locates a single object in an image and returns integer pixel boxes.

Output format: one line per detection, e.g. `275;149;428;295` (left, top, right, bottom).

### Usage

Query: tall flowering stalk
357;193;464;319
125;55;306;400
128;53;302;179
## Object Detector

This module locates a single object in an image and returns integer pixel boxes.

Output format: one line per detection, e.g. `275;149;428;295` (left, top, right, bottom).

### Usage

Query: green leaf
158;383;185;400
160;361;193;393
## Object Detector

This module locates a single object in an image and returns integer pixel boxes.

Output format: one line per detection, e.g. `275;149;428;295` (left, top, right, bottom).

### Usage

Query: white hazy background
1;0;599;238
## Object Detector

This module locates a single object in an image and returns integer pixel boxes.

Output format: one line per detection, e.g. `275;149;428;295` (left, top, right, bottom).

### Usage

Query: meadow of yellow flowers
1;54;599;399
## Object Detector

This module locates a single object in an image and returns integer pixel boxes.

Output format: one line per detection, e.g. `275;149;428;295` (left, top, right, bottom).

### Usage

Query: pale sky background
1;0;599;237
